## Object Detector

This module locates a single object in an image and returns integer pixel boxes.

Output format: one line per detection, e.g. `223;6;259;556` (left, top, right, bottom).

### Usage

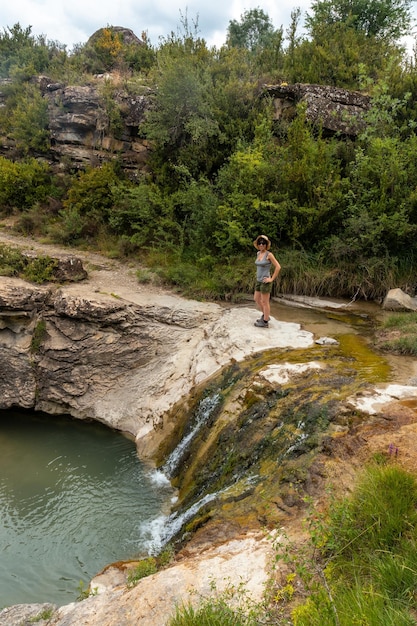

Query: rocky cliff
0;74;152;172
0;250;313;457
0;74;371;172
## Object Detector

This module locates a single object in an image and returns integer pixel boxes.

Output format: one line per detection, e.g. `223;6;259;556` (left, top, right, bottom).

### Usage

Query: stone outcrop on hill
263;82;371;136
0;68;373;171
0;75;152;171
87;26;145;47
44;80;152;171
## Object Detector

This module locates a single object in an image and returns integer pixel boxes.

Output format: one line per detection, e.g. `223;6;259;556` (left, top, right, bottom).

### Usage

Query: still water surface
0;410;172;608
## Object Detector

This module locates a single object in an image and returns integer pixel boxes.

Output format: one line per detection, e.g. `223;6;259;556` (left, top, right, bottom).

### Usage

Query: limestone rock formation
0;276;314;457
1;71;374;171
0;533;274;626
263;82;371;136
44;80;152;171
0;73;153;170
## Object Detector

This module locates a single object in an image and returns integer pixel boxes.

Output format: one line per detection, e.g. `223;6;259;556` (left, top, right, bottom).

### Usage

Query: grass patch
168;598;257;626
30;320;47;353
375;312;417;355
127;545;175;588
29;607;54;622
127;557;158;587
286;464;417;625
167;579;267;626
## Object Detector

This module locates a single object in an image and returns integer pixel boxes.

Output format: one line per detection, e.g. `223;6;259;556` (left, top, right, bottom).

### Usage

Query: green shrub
0;156;51;212
0;244;26;276
136;268;154;284
63;163;120;222
126;557;157;587
22;256;58;284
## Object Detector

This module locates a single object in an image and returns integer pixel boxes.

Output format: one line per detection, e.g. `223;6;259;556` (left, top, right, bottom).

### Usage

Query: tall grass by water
377;312;417;356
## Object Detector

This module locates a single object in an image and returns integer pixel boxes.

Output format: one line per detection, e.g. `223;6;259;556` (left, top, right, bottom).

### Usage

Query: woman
253;235;281;328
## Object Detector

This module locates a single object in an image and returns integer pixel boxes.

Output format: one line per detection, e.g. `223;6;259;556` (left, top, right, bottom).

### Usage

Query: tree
9;83;50;153
142;27;221;187
0;23;66;78
293;0;413;87
226;8;276;51
306;0;414;43
63;163;121;221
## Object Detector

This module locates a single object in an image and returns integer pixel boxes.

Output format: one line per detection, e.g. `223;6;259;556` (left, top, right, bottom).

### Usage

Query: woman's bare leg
260;293;270;321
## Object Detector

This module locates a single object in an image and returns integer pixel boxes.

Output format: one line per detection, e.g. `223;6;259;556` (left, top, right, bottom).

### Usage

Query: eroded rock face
0;72;153;170
263;82;371;136
0;277;314;457
45;81;152;171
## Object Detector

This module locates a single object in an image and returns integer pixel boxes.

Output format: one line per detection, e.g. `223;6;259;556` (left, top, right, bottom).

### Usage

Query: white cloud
0;0;415;52
0;0;312;50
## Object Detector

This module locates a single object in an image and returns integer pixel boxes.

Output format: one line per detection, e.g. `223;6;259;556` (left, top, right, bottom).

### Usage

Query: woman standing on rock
253;235;281;328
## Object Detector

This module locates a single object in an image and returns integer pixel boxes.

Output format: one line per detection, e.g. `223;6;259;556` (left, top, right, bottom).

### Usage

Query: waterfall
139;490;222;555
161;393;222;478
134;393;223;555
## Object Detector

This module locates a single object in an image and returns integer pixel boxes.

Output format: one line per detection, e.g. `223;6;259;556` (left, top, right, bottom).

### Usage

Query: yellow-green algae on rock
158;341;392;545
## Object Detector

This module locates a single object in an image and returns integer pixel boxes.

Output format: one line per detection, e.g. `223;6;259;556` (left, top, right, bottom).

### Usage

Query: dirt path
0;222;177;305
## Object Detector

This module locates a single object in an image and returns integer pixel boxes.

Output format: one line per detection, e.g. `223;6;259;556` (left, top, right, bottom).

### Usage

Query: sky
0;0;317;50
0;0;415;53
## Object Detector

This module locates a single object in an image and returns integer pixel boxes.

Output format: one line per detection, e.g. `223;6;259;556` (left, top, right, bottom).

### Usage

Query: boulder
21;250;88;282
382;288;417;312
87;26;145;47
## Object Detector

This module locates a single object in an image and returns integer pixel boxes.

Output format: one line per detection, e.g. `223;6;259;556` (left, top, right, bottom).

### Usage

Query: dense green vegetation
168;463;417;624
0;1;417;300
290;463;417;625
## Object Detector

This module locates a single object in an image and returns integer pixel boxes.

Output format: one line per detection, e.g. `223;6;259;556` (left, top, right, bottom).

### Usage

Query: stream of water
0;410;173;608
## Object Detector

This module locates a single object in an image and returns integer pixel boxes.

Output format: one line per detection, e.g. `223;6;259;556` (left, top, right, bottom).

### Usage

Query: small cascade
161;393;222;478
139;490;222;555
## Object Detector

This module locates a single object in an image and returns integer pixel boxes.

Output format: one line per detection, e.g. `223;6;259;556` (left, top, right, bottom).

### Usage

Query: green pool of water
0;410;172;608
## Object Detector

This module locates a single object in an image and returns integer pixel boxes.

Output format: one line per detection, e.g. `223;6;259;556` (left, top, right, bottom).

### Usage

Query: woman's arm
264;253;281;282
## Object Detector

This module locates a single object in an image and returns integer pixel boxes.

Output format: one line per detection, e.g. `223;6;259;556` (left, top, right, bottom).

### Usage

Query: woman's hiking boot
254;318;269;328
